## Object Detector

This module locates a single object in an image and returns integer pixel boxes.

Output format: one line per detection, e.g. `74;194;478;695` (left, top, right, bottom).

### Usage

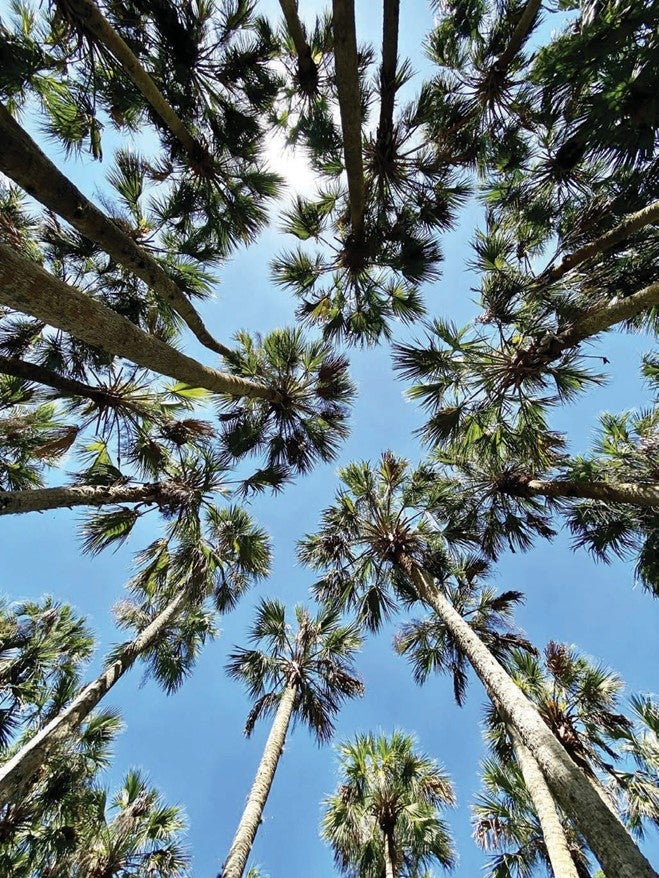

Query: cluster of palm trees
0;0;658;875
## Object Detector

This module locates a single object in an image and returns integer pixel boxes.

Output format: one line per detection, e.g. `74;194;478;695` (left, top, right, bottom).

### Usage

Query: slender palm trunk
396;556;657;878
502;475;659;507
62;0;201;157
509;728;580;878
0;103;230;358
376;0;400;155
278;0;318;93
0;354;112;404
542;200;659;284
383;827;397;878
331;0;366;240
0;588;189;807
221;683;297;878
0;244;278;402
494;0;542;71
0;481;188;516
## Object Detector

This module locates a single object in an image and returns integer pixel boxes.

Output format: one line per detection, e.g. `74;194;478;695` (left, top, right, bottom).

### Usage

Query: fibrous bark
0;481;191;516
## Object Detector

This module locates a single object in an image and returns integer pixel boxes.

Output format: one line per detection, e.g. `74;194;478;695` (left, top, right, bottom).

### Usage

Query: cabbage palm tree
321;730;455;878
221;599;364;878
299;451;657;878
0;505;271;807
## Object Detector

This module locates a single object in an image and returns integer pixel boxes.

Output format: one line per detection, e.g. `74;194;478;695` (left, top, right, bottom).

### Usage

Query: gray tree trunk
510;728;580;878
0;588;188;807
0;481;189;516
400;558;657;878
376;0;400;152
0;354;111;404
506;476;659;507
0;102;229;358
0;244;277;402
278;0;318;92
220;683;297;878
383;827;397;878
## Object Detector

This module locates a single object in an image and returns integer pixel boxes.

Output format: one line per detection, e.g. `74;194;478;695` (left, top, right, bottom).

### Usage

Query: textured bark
0;354;110;404
510;728;580;878
383;827;397;878
62;0;201;157
0;245;277;401
279;0;318;93
504;476;659;507
397;558;657;878
0;102;230;358
331;0;366;239
221;683;297;878
0;588;188;807
0;481;189;516
494;0;542;71
543;200;659;284
376;0;400;154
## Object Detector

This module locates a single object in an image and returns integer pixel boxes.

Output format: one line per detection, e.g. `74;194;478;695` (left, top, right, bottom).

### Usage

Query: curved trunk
542;200;659;284
399;558;657;878
0;481;188;515
509;728;580;878
0;355;113;404
278;0;318;93
220;683;297;878
0;588;188;807
0;102;230;358
331;0;366;240
376;0;400;156
505;476;659;507
62;0;201;157
494;0;542;71
0;244;277;402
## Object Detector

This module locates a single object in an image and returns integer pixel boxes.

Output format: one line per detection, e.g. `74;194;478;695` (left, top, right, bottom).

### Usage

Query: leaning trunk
494;0;542;71
0;102;229;358
279;0;318;93
398;557;657;878
331;0;366;240
0;481;189;516
220;683;297;878
509;728;580;878
0;588;188;807
0;354;115;404
0;244;277;402
506;476;659;507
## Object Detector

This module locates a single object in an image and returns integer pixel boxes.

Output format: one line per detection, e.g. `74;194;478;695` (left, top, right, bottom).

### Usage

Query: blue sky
1;0;658;875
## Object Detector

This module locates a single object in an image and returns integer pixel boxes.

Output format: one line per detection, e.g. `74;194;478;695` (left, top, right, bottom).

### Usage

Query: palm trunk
383;827;397;878
0;102;230;358
331;0;366;240
0;244;278;402
542;200;659;284
396;556;657;878
0;355;112;405
501;475;659;507
61;0;201;157
279;0;318;94
0;481;188;515
509;728;580;878
0;588;189;807
376;0;400;156
220;682;297;878
494;0;542;71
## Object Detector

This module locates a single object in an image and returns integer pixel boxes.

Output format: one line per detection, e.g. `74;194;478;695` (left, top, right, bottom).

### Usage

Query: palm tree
321;730;455;878
299;451;657;878
0;505;271;807
221;599;364;878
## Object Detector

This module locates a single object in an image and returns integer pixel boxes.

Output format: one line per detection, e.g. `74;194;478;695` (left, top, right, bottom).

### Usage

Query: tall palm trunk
494;0;542;71
0;481;189;516
0;355;113;404
331;0;366;241
0;588;189;807
383;826;397;878
395;555;657;878
376;0;400;156
278;0;318;94
509;728;580;878
0;244;278;402
61;0;201;158
220;682;297;878
501;475;659;507
0;103;230;358
542;200;659;284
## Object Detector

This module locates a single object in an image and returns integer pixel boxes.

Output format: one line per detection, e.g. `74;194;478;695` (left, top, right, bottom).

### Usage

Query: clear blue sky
1;1;657;875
